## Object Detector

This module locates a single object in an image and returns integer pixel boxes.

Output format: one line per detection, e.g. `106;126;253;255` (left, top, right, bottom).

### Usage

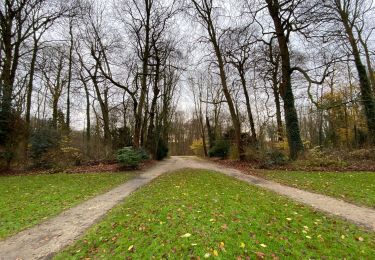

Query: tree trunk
81;75;91;157
133;1;151;148
206;116;215;148
266;0;304;160
272;70;283;142
24;36;39;158
211;32;242;159
341;14;375;142
147;59;160;158
66;22;74;133
239;69;257;143
0;19;14;145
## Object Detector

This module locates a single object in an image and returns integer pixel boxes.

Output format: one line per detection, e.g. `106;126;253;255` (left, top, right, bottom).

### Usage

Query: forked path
0;156;374;259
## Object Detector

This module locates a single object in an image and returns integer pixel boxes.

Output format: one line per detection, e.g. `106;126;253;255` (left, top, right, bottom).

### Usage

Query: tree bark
339;7;375;142
239;69;257;143
266;0;304;160
66;22;74;133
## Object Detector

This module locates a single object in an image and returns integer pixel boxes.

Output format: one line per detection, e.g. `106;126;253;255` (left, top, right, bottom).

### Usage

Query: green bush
30;127;60;168
138;148;150;161
117;147;143;168
156;139;168;160
259;149;288;168
208;139;230;158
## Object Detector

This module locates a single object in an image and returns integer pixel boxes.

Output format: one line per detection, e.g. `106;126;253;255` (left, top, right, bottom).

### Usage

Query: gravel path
184;157;375;232
1;156;374;259
0;159;182;260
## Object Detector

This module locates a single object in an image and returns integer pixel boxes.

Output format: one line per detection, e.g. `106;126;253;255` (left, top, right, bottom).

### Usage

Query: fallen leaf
221;224;228;230
341;235;345;239
357;236;364;242
255;252;266;259
240;242;245;248
128;245;134;252
181;233;192;238
204;253;211;258
219;242;225;249
260;243;267;248
286;218;292;221
213;250;219;256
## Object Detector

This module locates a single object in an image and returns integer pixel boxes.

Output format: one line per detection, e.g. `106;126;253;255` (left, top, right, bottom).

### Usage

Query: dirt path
181;156;375;232
0;159;182;260
1;156;374;259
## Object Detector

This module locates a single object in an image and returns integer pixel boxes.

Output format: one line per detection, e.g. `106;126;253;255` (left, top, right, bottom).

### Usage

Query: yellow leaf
181;233;192;238
357;236;364;242
286;218;292;221
240;242;245;248
341;235;345;239
204;253;211;258
128;245;134;251
260;243;267;248
219;242;225;249
306;236;312;239
213;250;219;256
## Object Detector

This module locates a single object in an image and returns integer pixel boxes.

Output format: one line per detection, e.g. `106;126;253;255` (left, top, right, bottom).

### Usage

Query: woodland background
1;0;375;171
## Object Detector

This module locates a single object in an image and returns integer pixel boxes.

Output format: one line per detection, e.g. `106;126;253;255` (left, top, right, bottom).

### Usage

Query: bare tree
223;26;258;143
190;0;243;159
323;0;375;142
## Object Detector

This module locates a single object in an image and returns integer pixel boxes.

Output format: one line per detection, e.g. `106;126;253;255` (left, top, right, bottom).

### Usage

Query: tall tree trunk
134;1;152;148
66;22;74;133
272;70;283;141
206;116;215;149
266;0;304;160
341;15;375;142
147;59;160;158
239;69;257;143
81;74;91;157
0;19;14;145
212;32;242;159
24;35;39;158
92;67;111;156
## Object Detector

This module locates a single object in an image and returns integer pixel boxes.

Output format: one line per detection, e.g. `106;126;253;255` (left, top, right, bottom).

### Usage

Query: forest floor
0;157;374;259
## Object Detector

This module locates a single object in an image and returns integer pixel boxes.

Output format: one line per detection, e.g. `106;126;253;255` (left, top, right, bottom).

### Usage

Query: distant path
1;156;374;260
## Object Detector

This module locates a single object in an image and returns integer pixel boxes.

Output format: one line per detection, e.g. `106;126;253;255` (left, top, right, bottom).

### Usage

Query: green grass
56;169;375;259
255;170;375;208
0;172;136;239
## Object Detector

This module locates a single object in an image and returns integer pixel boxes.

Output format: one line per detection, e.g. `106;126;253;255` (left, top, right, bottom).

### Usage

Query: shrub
117;147;143;168
348;149;375;160
298;147;347;168
59;136;82;166
30;127;60;168
156;139;168;160
263;149;288;167
208;139;230;158
138;147;150;161
244;147;263;162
